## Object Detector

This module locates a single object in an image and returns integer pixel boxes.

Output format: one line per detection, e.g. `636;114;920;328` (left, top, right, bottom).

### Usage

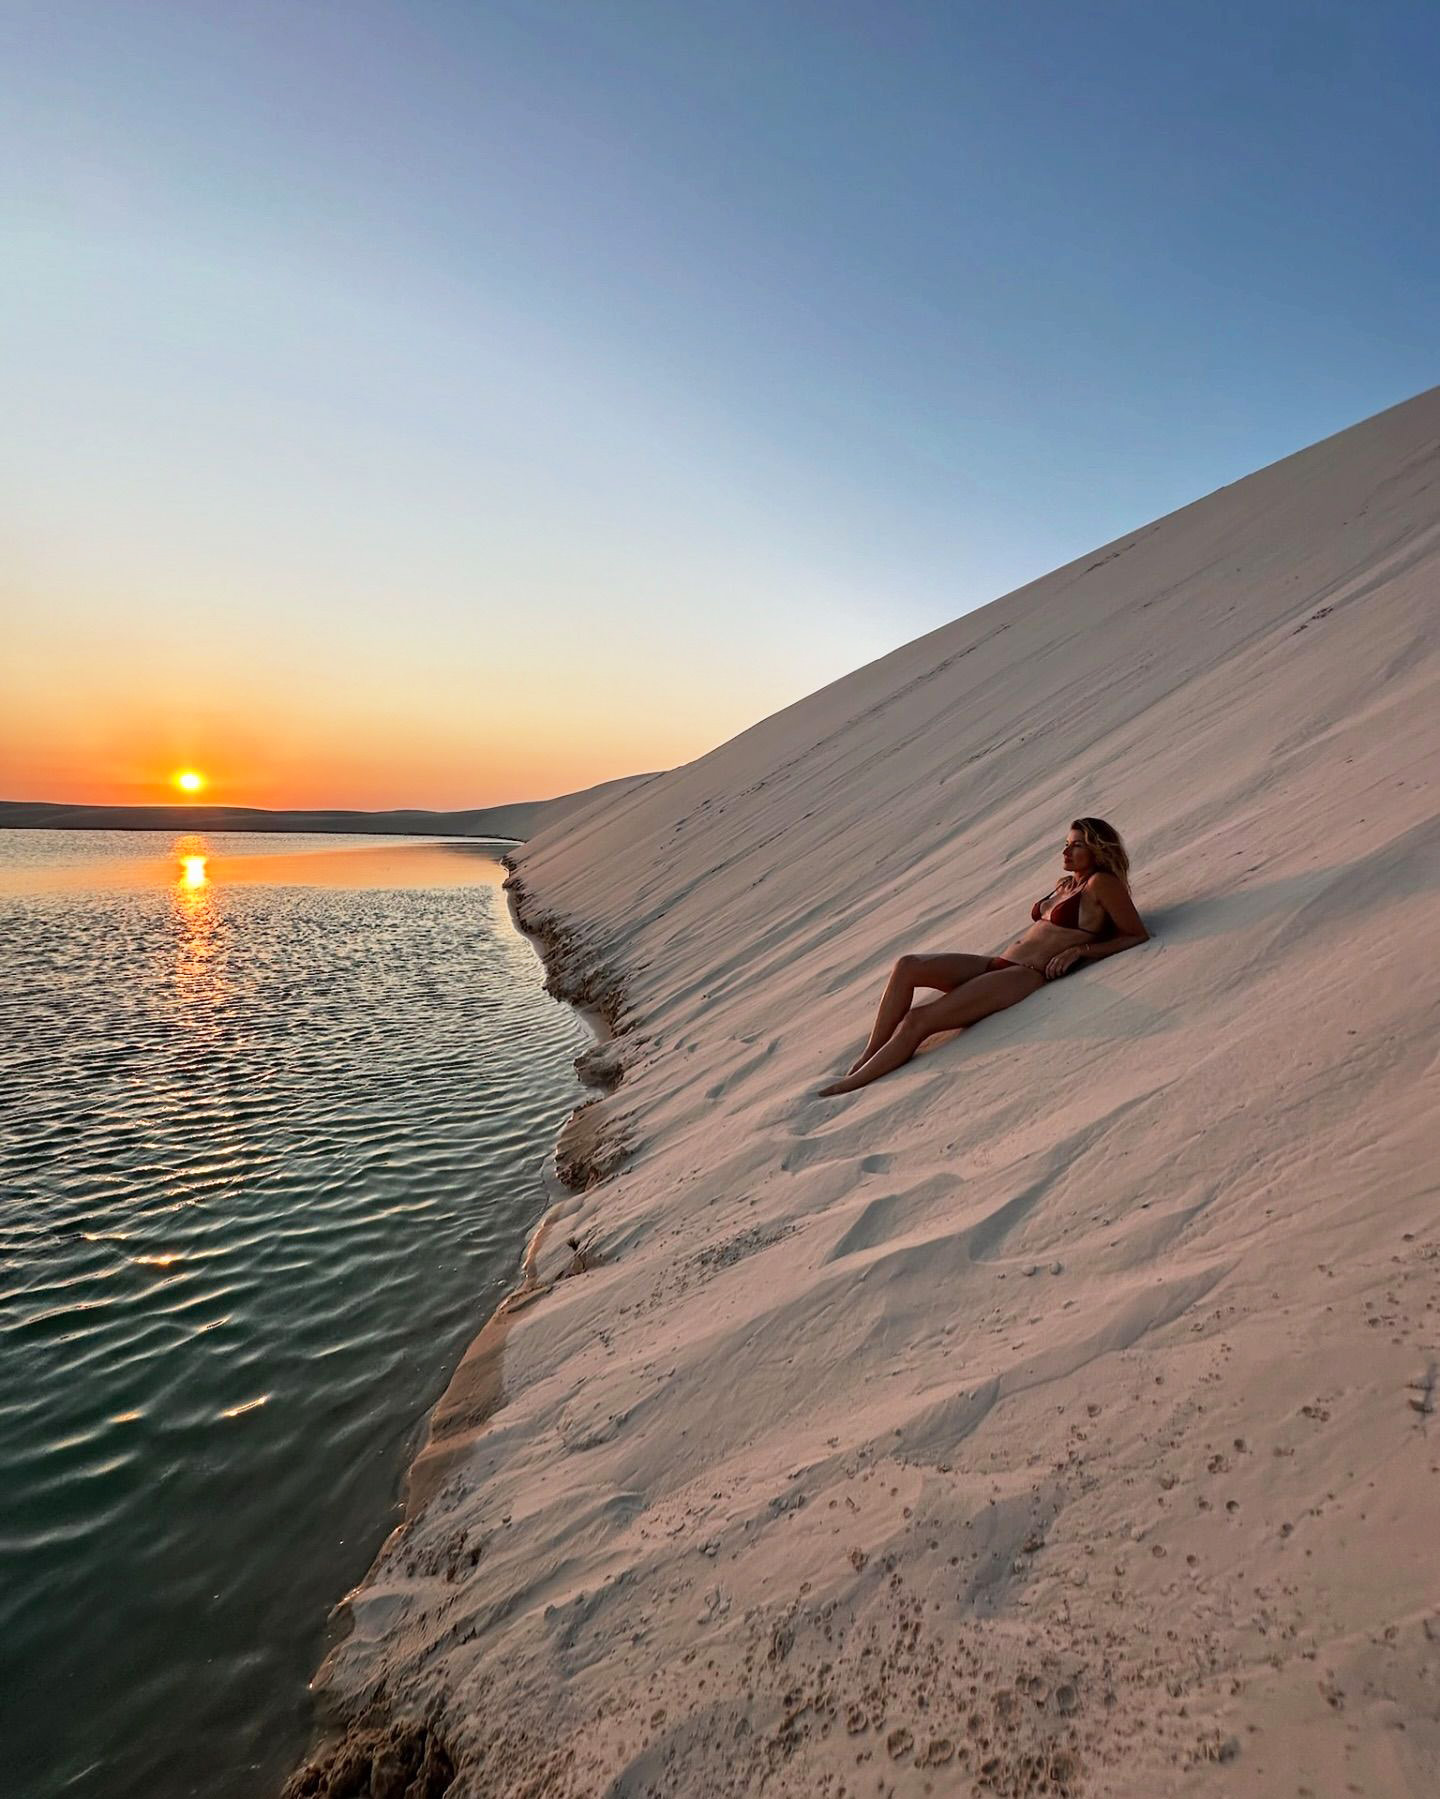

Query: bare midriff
996;882;1114;973
995;920;1095;973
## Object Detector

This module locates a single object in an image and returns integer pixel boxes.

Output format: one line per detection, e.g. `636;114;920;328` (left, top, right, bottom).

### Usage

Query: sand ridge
286;388;1440;1797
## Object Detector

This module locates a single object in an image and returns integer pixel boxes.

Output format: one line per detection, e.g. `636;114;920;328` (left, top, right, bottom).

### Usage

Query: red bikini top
1032;875;1117;938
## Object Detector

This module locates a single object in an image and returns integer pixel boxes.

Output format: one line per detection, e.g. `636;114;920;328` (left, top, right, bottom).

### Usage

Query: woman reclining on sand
817;816;1148;1097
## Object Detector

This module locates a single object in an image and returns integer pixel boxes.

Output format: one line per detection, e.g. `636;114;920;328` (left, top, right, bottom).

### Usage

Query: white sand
293;389;1440;1797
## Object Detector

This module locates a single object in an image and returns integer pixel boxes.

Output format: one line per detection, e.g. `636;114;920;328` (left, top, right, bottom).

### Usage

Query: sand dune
290;389;1440;1797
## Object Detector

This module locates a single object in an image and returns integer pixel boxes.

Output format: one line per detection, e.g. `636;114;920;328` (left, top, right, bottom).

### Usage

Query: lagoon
0;830;589;1798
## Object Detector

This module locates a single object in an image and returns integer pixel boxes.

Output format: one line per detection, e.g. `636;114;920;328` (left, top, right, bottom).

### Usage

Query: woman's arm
1044;876;1150;979
1079;934;1146;961
1081;874;1149;960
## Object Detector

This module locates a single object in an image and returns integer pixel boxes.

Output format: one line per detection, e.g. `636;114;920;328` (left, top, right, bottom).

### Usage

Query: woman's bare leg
847;953;993;1073
833;1013;930;1091
822;965;1044;1096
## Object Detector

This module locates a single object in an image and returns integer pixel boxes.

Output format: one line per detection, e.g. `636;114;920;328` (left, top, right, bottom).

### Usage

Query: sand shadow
1143;821;1438;942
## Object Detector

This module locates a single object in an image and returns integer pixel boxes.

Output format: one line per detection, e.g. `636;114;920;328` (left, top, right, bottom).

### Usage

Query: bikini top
1032;875;1118;939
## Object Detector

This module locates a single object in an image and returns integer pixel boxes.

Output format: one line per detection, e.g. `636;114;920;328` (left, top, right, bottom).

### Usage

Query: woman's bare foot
824;1050;872;1091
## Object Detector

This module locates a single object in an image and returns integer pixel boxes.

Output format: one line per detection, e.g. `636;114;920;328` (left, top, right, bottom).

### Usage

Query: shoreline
398;861;636;1520
281;859;637;1795
0;820;527;843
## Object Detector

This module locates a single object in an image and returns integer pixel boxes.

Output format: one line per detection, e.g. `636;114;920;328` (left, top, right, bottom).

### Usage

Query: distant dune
0;771;659;844
292;389;1439;1797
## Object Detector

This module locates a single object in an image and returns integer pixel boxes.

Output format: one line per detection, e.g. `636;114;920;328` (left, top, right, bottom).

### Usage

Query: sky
2;0;1436;810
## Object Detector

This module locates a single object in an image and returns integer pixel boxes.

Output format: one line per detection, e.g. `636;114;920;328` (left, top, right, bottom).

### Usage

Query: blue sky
2;1;1435;806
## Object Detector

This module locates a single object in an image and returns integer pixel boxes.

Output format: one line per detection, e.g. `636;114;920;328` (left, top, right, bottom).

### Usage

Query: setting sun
174;770;205;795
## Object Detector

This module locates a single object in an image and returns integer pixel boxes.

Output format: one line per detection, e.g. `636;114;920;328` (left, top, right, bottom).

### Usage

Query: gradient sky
3;1;1436;809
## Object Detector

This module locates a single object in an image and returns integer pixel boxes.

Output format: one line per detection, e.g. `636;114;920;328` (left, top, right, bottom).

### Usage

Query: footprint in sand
704;1037;780;1101
755;1092;828;1135
779;1132;895;1176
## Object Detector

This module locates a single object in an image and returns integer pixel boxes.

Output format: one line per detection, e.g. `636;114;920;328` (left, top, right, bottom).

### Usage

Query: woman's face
1062;830;1095;877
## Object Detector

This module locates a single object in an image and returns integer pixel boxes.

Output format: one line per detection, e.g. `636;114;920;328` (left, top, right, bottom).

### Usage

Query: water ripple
0;830;590;1799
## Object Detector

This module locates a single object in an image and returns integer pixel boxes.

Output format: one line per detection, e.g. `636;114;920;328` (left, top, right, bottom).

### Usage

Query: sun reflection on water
170;836;226;1010
219;1395;270;1420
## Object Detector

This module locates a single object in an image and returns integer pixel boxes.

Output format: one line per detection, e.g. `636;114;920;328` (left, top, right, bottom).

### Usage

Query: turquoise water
0;830;591;1799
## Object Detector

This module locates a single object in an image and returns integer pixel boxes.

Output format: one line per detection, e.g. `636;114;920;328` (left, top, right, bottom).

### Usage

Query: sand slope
295;389;1440;1798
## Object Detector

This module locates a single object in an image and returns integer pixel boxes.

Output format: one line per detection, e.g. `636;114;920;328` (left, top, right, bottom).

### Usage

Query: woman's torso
999;874;1116;969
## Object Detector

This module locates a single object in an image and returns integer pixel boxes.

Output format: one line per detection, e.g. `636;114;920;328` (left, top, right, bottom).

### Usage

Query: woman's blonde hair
1070;816;1131;883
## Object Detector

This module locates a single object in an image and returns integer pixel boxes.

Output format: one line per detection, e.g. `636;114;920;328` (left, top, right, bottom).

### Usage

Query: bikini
985;876;1116;973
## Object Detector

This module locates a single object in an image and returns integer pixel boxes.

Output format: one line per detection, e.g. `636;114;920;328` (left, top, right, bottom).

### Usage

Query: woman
817;817;1148;1097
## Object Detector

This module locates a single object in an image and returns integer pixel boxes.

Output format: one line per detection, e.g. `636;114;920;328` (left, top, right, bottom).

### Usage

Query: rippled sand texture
0;832;592;1799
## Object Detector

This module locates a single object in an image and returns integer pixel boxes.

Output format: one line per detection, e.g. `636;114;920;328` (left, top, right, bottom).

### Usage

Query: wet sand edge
280;856;636;1794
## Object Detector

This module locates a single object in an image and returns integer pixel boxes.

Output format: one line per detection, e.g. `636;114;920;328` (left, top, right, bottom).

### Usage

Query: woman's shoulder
1088;871;1136;917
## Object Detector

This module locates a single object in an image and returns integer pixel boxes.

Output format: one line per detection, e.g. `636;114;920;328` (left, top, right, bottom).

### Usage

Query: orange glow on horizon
1;687;732;813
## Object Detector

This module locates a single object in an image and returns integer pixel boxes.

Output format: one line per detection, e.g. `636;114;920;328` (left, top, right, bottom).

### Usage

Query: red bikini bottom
985;956;1019;973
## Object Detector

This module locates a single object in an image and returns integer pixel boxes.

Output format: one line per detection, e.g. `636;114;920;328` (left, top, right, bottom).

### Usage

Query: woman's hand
1044;947;1084;980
